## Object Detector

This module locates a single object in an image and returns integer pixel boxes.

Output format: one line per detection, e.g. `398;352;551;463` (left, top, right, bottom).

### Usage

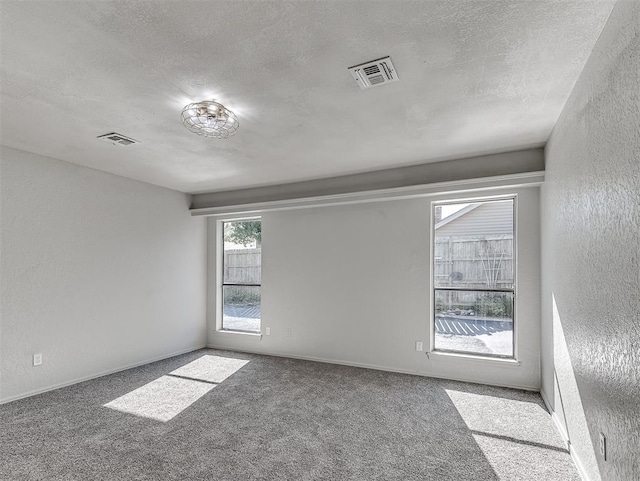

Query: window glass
222;220;261;333
433;199;514;357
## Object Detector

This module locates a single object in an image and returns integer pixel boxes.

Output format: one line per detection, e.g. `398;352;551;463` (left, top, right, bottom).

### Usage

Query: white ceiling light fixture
181;100;239;139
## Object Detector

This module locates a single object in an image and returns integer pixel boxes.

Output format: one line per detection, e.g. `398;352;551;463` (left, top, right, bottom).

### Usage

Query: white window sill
214;329;262;340
427;350;521;366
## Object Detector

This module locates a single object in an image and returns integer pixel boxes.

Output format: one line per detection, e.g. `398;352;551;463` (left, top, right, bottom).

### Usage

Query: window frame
217;216;262;335
430;194;517;360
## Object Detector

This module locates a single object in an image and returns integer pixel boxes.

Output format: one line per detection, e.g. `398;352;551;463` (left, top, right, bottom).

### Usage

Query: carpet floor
0;349;579;480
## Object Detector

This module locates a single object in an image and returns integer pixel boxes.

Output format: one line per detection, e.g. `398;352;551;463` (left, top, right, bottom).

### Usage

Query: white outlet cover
33;353;43;366
266;327;271;335
416;341;423;352
599;433;606;460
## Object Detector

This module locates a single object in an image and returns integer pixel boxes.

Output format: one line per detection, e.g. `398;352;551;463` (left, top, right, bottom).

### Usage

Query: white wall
208;185;540;390
0;147;207;403
541;1;640;480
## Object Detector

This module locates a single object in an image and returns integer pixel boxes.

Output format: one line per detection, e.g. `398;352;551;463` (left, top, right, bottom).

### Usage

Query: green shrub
474;295;512;318
224;286;260;305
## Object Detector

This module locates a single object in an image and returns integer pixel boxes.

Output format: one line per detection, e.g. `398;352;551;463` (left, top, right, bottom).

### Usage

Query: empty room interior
0;1;638;480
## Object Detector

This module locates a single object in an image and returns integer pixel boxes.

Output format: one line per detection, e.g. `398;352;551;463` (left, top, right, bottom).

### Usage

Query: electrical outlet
599;432;607;461
265;327;271;335
286;327;292;338
33;353;42;366
416;341;423;352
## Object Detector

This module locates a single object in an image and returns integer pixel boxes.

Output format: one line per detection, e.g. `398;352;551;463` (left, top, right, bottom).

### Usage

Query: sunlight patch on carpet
103;355;249;422
445;388;573;479
104;375;214;422
170;355;249;383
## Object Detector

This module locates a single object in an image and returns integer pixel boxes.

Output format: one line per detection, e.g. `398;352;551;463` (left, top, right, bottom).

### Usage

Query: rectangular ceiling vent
348;56;399;89
97;132;139;146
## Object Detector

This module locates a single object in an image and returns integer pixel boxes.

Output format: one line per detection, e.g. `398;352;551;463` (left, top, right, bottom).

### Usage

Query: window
432;198;515;358
220;219;261;333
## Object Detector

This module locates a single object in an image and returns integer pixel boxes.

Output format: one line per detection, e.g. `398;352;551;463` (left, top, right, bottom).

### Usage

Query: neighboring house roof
435;200;514;237
435;203;480;230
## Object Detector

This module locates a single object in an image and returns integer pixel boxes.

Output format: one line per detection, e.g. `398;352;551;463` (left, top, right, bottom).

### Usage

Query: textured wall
208;186;540;391
0;147;207;403
541;1;640;480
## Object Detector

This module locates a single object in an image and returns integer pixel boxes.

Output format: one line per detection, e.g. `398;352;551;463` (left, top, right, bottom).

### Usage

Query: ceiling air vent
97;132;139;146
348;56;399;89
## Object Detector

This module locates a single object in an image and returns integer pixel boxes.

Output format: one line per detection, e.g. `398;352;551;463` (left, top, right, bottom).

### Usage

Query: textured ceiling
0;1;615;194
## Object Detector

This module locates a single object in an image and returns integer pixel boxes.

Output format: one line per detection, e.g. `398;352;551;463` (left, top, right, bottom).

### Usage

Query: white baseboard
540;389;569;441
540;389;590;481
568;443;592;481
0;344;206;405
206;344;539;391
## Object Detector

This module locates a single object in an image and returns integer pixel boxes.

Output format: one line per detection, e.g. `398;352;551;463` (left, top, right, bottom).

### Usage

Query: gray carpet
0;349;579;480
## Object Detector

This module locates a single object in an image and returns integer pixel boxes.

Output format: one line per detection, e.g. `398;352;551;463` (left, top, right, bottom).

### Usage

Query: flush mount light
181;100;239;139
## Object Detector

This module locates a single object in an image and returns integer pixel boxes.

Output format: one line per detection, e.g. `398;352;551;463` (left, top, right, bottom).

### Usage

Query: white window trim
426;350;521;366
216;216;262;335
429;193;518;362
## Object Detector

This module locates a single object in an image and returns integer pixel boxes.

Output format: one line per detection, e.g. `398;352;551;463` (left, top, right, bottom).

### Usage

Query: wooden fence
434;236;513;289
224;237;512;289
224;248;261;284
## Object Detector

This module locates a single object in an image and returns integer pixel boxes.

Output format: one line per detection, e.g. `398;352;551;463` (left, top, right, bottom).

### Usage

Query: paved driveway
223;304;261;332
435;315;512;336
435;315;513;356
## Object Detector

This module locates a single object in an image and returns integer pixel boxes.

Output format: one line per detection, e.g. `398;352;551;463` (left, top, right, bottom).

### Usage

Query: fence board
224;248;262;284
434;237;513;288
